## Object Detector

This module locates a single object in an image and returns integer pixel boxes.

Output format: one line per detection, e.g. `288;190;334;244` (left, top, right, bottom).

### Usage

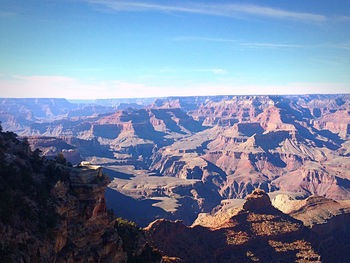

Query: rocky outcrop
51;165;128;263
242;188;272;211
0;128;160;263
197;191;350;262
145;189;322;263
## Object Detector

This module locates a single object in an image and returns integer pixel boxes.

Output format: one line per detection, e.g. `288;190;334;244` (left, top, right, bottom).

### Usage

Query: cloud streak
173;36;350;50
1;75;349;98
241;42;304;48
241;41;350;50
86;0;327;23
0;75;173;99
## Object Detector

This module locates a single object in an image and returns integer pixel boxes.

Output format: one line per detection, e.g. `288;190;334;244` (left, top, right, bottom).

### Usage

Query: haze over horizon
1;0;350;98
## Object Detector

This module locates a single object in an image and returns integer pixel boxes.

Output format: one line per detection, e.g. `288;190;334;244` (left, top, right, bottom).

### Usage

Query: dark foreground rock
0;127;161;263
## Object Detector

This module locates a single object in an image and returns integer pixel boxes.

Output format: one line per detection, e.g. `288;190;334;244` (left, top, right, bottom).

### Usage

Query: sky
0;0;350;99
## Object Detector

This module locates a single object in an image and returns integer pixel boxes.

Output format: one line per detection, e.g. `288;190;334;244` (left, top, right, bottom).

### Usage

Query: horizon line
1;93;350;101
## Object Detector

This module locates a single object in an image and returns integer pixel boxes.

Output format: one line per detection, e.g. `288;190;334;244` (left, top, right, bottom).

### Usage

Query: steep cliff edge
0;127;160;263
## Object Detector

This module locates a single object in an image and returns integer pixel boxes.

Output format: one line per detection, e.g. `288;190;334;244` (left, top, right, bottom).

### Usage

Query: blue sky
0;0;349;98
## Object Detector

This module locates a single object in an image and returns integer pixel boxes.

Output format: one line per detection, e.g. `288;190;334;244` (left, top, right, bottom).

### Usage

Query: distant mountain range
2;129;349;262
1;94;350;227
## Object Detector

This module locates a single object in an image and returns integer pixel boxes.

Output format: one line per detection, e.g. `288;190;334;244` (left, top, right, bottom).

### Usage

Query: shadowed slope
145;189;321;263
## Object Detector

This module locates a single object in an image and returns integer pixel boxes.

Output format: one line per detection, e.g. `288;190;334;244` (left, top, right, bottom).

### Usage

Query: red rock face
190;96;350;199
92;197;108;218
112;96;350;224
4;95;350;226
312;110;350;137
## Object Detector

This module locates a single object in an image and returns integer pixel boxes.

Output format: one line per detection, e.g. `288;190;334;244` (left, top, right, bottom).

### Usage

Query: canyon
1;94;350;262
1;94;350;228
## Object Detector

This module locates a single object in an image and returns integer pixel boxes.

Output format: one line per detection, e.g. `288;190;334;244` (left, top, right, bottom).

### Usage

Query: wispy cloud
222;4;326;22
173;36;303;48
85;0;328;23
173;36;350;51
188;82;350;96
1;75;163;99
2;75;349;98
242;42;350;50
240;42;304;48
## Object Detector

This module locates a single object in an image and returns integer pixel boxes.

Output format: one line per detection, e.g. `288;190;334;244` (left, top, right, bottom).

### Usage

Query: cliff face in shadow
274;194;350;263
145;189;350;263
145;189;321;263
0;127;160;263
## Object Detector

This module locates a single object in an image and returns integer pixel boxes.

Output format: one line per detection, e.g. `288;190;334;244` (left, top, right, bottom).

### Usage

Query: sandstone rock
242;188;272;211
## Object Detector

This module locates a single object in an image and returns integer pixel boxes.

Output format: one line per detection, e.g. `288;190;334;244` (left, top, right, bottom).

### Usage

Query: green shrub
114;217;141;252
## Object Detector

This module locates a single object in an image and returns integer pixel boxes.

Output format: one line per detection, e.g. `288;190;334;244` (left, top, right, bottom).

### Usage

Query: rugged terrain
0;127;160;262
145;189;322;263
1;94;350;226
145;189;350;263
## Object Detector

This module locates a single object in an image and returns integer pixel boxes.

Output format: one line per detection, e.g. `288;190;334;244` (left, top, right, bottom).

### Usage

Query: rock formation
26;136;83;164
145;189;323;263
2;94;350;226
0;127;160;262
273;194;350;262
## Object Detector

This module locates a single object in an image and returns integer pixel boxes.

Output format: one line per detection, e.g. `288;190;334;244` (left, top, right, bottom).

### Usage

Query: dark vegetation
0;124;73;261
0;123;161;262
114;217;162;263
0;127;69;227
